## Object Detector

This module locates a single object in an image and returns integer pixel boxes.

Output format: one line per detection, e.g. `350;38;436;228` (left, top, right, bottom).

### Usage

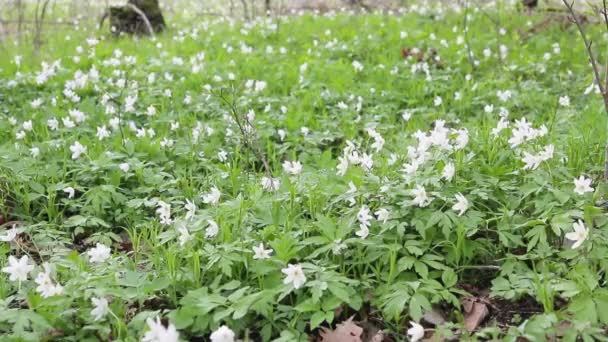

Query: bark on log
100;0;165;36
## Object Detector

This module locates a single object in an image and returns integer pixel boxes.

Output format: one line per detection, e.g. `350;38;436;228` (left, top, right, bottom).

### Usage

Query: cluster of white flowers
507;117;547;148
282;160;303;175
35;263;64;298
336;140;374;176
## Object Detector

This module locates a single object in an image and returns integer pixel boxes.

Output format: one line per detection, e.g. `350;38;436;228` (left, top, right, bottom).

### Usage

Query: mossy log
101;0;165;36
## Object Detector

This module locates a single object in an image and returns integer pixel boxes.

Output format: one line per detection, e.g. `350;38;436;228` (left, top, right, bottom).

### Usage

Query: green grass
0;3;608;341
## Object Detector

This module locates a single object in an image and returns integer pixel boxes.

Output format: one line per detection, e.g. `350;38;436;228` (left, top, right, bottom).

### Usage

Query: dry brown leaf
422;308;446;326
319;316;363;342
461;298;489;332
367;329;384;342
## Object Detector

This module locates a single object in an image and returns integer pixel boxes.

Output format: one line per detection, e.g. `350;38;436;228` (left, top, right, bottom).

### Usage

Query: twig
457;265;501;271
125;3;155;37
463;0;476;70
105;71;130;147
478;4;502;63
563;0;608;181
214;86;273;179
33;0;52;52
563;0;607;110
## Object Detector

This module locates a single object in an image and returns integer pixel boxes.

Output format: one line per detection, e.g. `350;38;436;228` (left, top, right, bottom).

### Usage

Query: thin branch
33;0;52;52
563;0;608;112
478;5;502;63
105;71;130;147
463;0;476;70
214;87;273;179
602;0;608;97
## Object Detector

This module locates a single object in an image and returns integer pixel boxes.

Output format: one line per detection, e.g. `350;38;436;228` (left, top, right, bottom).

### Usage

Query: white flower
375;208;390;223
539;144;554;161
357;206;373;229
282;160;303;175
35;263;63;298
282;264;307;289
160;138;174;148
30;147;40;158
565;220;589;249
156;201;172;225
202;187;221;206
522;152;542;170
205;220;219;238
210;325;235;342
352;60;364;72
91;297;109;321
2;255;34;282
411;185;431;207
63;117;75;128
359;153;374;172
441;162;455;181
355;224;369;239
96;126;110;140
491;117;509;136
559;95;570;107
184;200;196;221
332;240;348;255
63;186;75;199
336;156;349;176
119;163;130;173
497;90;512;102
142;316;179;342
48;118;59;130
453;129;469;149
87;243;111;263
146;105;157;116
69;109;87;123
261;177;281;191
217;150;228;162
253;242;273;260
407;321;424;342
452;193;469;216
433;96;442;106
574;176;593;195
0;226;19;242
176;223;191;246
278;129;287;141
22;120;33;131
69;141;87;159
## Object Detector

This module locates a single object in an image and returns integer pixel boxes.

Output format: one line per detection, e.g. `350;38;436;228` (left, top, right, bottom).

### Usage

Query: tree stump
101;0;165;36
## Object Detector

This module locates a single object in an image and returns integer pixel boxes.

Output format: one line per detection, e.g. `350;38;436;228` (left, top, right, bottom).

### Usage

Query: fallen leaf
461;297;489;332
422;308;446;326
319;316;363;342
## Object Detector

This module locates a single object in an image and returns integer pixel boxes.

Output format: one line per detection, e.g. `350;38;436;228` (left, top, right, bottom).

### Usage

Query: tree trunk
240;0;249;20
102;0;165;36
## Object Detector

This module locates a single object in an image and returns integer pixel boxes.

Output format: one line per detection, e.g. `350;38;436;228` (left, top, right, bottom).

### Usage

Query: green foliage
0;1;608;341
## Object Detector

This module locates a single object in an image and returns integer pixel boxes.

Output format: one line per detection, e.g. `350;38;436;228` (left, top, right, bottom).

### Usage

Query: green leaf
442;269;457;288
328;283;351;305
294;298;320;313
398;256;416;272
569;294;597;323
414;261;428;279
63;215;88;227
310;311;326;329
409;293;431;321
594;289;608;324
